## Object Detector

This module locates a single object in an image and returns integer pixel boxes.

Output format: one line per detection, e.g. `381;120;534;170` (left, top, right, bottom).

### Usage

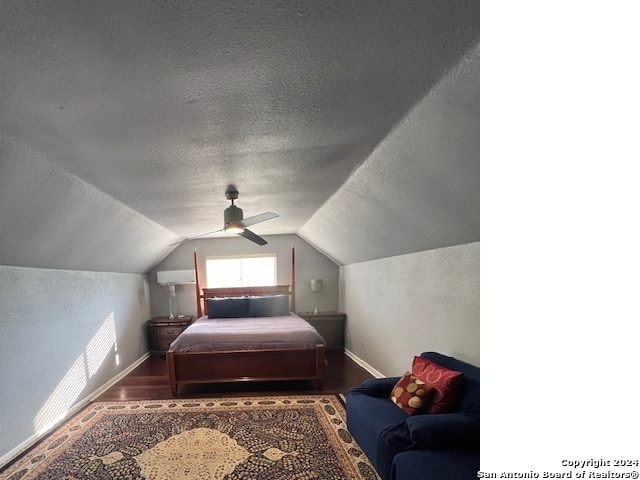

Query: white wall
0;266;151;461
147;234;340;318
340;242;479;376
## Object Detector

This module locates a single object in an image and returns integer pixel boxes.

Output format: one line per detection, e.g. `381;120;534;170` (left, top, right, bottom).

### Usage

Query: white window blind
206;255;276;288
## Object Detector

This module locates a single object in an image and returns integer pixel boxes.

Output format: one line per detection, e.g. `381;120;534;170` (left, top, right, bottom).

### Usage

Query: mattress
169;313;326;352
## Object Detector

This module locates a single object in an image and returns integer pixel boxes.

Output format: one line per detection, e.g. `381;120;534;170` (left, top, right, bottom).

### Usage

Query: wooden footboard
166;345;325;396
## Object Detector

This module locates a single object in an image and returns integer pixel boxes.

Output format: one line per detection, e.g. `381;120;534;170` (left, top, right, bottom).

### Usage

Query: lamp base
313;306;319;314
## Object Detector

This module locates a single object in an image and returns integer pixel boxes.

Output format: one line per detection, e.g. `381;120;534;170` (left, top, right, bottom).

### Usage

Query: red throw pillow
412;356;464;414
389;371;433;415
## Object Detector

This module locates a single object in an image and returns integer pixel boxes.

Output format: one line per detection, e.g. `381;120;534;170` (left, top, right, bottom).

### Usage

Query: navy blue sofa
345;352;480;480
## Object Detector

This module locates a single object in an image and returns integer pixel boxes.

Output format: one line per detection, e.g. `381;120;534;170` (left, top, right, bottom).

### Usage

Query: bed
166;248;326;396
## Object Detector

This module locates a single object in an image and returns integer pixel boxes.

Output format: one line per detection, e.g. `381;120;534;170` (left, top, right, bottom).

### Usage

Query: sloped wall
0;137;177;273
299;44;479;265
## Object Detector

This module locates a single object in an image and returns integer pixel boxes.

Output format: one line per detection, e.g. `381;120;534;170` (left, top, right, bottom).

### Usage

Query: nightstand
297;311;346;352
147;316;193;355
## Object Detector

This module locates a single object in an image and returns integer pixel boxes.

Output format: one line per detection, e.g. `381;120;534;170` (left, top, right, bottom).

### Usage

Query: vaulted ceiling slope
299;45;480;265
0;1;479;273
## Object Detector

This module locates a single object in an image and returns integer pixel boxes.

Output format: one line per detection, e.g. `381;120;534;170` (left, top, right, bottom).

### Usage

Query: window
206;254;277;288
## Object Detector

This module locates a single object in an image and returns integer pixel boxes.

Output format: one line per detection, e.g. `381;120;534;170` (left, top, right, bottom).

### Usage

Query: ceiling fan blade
240;211;279;228
238;228;268;246
169;228;224;246
170;191;276;247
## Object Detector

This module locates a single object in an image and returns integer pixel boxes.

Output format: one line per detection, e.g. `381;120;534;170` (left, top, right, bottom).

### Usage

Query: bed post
167;351;178;396
290;244;296;312
194;249;203;318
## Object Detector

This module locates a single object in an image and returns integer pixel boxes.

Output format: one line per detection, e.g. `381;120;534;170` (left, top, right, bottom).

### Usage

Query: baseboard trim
88;351;151;402
0;352;151;469
344;349;385;378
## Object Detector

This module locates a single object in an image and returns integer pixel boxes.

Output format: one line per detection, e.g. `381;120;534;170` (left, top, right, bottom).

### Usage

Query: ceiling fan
170;188;278;246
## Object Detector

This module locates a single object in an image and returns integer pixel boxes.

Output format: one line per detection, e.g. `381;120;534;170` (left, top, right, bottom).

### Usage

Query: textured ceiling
299;45;480;265
0;0;479;271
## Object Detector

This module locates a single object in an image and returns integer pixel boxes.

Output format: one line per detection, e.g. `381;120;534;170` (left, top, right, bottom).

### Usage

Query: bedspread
170;314;326;352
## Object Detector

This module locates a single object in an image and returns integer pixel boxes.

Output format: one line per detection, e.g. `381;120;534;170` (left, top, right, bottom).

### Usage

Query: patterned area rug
2;395;379;480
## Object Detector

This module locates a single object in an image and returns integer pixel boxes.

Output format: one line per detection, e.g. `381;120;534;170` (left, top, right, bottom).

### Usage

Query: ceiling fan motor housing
224;204;244;225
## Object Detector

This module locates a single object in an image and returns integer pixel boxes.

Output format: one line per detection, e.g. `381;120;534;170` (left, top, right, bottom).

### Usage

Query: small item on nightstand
310;278;323;314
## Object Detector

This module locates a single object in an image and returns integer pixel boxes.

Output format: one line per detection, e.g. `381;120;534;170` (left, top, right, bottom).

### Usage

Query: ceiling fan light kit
170;188;278;246
224;224;244;234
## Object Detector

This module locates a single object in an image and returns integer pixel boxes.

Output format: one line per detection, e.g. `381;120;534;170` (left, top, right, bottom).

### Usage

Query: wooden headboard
193;246;296;317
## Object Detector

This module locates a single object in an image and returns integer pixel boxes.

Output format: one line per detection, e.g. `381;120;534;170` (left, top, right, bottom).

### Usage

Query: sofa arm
376;413;480;480
347;377;401;397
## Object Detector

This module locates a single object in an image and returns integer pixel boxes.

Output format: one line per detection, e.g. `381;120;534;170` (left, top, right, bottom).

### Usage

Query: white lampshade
157;271;194;319
310;278;324;292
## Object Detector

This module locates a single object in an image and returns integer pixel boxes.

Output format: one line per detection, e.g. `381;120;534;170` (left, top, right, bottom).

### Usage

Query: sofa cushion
390;449;480;480
389;372;432;415
383;412;480;451
420;352;480;414
412;356;463;414
377;412;479;480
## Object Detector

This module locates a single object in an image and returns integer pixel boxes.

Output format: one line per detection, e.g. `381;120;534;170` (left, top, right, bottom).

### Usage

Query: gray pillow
206;297;249;318
247;295;290;317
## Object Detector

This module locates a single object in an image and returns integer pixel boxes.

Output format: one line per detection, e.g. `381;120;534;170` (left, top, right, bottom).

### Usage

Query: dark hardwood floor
96;351;374;401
